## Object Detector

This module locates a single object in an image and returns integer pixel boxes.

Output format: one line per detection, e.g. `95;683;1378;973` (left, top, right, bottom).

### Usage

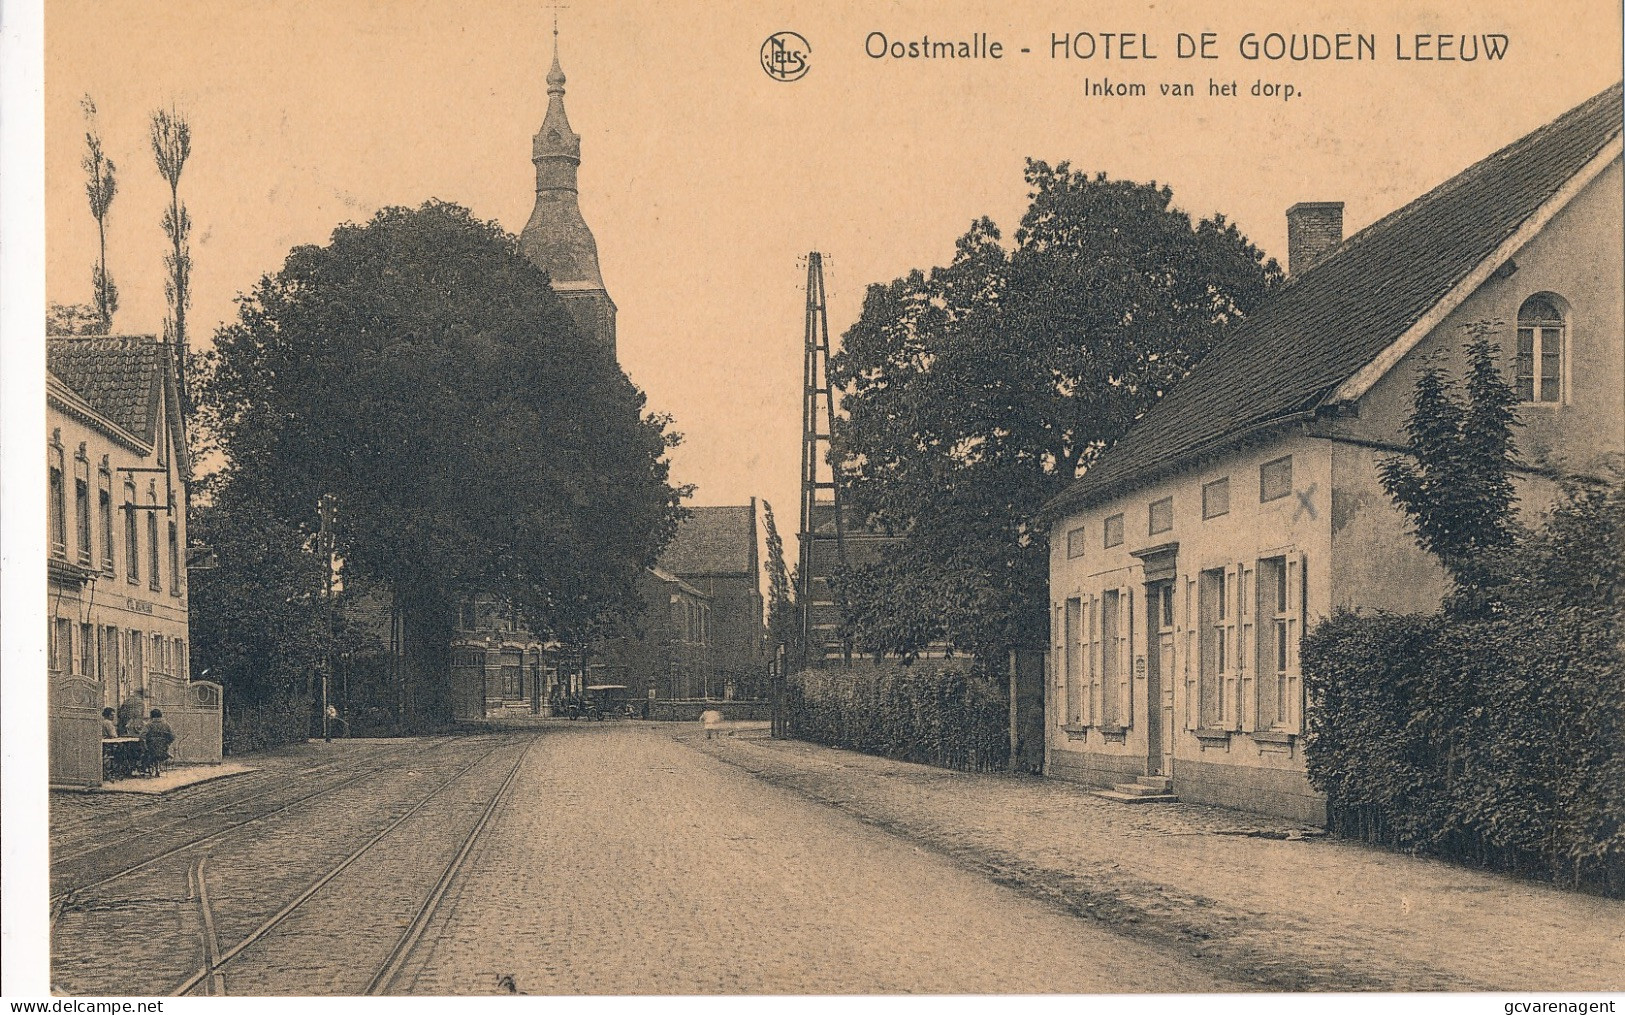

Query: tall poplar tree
81;96;118;333
150;105;192;408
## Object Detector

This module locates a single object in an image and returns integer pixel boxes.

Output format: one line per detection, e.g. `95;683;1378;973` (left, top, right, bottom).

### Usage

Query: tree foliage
830;161;1282;656
761;500;797;659
1378;325;1522;584
81;95;118;332
1306;339;1624;893
197;201;687;718
1304;477;1625;892
150;104;193;406
47;301;107;336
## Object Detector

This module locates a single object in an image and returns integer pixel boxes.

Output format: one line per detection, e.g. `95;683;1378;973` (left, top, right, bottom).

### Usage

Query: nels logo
761;31;810;81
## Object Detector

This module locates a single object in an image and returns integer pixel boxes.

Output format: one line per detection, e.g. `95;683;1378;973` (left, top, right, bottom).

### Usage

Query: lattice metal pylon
797;252;847;667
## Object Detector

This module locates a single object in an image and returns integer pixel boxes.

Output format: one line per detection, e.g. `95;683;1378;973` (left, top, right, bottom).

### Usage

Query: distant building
656;504;764;695
46;334;221;785
595;567;713;702
595;505;766;701
1041;83;1624;822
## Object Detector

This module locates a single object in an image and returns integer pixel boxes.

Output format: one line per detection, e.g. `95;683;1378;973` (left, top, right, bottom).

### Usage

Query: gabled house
47;334;221;785
1040;83;1624;822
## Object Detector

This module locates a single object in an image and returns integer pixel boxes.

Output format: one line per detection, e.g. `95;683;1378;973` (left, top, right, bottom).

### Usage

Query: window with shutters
125;479;140;582
75;446;92;566
1100;589;1121;725
148;510;161;591
1255;554;1305;731
98;462;115;575
102;625;120;687
80;623;95;677
1182;576;1197;729
1103;514;1124;547
1085;596;1101;725
1202;478;1230;519
1516;293;1566;403
152;633;165;675
49;437;66;559
129;629;144;685
53;618;73;674
1066;526;1087;559
1052;603;1066;726
169;521;181;595
1199;567;1238;729
1064;598;1082;724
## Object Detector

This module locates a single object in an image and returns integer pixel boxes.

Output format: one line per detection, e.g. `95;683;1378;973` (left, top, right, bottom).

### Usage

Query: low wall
650;699;771;722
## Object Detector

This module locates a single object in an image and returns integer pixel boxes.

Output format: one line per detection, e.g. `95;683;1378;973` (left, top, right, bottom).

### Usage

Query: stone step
1112;781;1171;797
1092;789;1180;805
1135;775;1172;792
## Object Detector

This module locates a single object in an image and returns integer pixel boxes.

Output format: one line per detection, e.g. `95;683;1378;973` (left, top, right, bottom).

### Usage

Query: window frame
48;436;67;559
1516;294;1567;405
1260;456;1293;503
1201;477;1231;520
1103;514;1124;548
1148;497;1173;535
124;479;140;583
1065;526;1087;559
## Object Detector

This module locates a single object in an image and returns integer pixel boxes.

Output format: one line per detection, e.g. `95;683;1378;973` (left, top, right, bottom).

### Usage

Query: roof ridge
1291;81;1622;283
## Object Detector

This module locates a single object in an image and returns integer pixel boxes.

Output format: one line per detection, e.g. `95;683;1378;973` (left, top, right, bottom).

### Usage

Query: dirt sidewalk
687;732;1624;992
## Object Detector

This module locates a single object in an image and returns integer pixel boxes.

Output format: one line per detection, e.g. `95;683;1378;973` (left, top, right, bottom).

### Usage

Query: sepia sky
43;0;1622;561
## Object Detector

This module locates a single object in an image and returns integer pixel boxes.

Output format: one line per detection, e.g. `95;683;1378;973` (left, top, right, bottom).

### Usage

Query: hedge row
1302;481;1625;895
223;688;312;755
785;663;1008;772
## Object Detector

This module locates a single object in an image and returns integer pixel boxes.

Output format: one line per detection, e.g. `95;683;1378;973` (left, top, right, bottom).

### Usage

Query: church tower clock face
518;32;618;357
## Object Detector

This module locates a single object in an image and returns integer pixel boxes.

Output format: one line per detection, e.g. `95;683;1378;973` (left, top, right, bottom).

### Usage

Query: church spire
519;24;616;351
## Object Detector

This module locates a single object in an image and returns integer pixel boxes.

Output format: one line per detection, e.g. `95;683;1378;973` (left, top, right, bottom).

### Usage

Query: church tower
519;35;617;354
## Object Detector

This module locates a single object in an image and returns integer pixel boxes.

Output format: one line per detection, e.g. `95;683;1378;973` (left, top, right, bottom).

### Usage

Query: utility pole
319;494;336;742
797;252;847;671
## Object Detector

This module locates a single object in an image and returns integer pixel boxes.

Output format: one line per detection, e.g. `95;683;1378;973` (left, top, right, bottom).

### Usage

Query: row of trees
823;160;1282;660
49;95;191;352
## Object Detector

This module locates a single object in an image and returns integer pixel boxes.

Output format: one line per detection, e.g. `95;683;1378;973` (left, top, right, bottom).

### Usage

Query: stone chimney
1286;202;1344;276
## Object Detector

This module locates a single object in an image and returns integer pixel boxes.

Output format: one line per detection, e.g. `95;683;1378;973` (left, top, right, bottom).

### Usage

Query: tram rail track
169;737;532;996
49;733;476;926
50;735;461;864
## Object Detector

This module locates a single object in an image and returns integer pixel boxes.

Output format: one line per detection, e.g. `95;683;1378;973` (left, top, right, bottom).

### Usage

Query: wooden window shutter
1053;603;1065;727
1239;562;1256;732
1224;564;1241;731
1183;576;1197;730
1085;596;1098;727
1118;585;1134;728
1287;553;1306;732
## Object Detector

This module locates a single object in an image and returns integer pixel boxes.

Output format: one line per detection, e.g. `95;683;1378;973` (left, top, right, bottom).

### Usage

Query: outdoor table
102;737;143;779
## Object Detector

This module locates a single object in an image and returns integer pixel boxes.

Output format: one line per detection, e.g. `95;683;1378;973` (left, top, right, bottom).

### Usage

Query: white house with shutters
1040;82;1624;822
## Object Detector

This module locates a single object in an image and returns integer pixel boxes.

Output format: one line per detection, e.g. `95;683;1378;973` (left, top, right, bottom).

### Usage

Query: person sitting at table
142;709;175;776
116;689;146;736
101;707;118;739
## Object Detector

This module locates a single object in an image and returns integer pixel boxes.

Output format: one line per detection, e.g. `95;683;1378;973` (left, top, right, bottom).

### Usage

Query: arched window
1516;294;1566;403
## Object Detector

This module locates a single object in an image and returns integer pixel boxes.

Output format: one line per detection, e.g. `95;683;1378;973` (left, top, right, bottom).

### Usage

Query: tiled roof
659;505;756;577
46;335;168;445
1045;81;1623;518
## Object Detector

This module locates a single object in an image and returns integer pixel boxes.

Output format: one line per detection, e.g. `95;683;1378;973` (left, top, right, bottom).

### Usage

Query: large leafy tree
198;201;686;721
830;161;1282;657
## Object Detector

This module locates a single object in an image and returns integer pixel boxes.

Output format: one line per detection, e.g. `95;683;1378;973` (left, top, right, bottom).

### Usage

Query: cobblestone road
694;731;1625;992
51;725;1232;995
398;724;1232;994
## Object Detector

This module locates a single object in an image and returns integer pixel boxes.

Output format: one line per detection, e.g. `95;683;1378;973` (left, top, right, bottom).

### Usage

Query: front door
1146;581;1176;777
